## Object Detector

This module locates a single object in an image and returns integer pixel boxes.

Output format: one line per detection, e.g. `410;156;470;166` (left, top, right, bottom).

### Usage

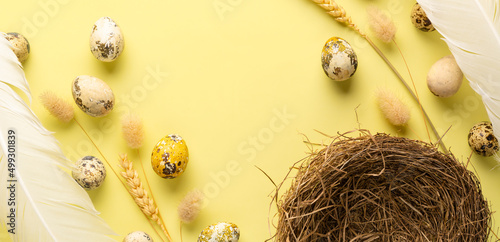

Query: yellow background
1;0;499;241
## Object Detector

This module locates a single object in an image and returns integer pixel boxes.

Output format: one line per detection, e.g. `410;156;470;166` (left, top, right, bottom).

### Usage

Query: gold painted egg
90;16;124;62
151;134;189;179
123;231;153;242
468;121;499;157
72;75;115;117
198;222;240;242
321;37;358;81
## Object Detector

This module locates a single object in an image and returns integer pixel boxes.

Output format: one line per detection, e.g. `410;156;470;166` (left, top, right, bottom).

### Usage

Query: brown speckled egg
72;75;114;117
123;231;153;242
72;156;106;190
4;32;30;62
151;134;189;179
90;17;124;62
411;3;435;32
198;222;240;242
468;121;499;157
321;37;358;81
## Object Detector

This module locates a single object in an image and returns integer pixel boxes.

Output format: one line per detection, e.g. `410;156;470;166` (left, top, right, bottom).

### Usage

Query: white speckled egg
468;121;499;157
90;17;124;62
198;222;240;242
72;75;115;117
72;156;106;190
427;55;463;97
321;37;358;81
410;3;435;32
4;32;30;62
123;231;153;242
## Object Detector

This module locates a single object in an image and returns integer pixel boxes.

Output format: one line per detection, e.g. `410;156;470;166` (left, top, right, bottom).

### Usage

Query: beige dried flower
376;88;411;126
121;113;144;149
40;91;74;122
368;7;396;43
178;189;204;224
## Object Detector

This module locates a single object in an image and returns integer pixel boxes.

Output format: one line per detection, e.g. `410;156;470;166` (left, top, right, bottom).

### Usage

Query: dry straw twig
119;153;173;242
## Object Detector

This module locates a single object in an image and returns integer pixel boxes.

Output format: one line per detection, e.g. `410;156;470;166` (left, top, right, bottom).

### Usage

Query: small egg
427;55;463;97
410;3;435;32
72;156;106;190
151;134;189;179
321;37;358;81
123;231;153;242
468;121;499;157
198;222;240;242
90;17;124;62
4;32;30;62
72;75;115;117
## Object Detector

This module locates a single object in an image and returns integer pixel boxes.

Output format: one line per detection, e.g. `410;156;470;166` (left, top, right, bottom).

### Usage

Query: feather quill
0;36;115;241
417;0;500;138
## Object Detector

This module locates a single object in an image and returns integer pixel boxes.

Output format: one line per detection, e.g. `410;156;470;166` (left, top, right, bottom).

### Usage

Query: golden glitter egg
198;222;240;242
151;134;189;179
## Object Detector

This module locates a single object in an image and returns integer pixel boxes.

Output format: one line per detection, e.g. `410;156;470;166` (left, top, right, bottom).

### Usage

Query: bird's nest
275;131;491;241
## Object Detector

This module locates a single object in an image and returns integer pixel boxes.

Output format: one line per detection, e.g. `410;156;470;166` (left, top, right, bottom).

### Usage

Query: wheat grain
118;154;172;241
311;0;365;37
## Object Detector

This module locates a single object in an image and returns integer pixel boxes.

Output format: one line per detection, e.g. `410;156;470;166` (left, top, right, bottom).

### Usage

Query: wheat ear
311;0;365;37
118;154;173;242
310;0;447;152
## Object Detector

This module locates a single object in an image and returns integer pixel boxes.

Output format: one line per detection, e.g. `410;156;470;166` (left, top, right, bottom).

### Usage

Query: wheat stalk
310;0;447;152
118;154;173;241
311;0;365;37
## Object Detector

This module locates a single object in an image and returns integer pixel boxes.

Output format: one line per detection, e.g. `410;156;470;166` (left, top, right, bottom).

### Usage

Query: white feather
417;0;500;138
0;36;115;241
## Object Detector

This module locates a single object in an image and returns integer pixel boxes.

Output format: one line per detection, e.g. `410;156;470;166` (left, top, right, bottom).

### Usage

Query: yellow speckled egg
151;134;189;179
198;222;240;242
321;37;358;81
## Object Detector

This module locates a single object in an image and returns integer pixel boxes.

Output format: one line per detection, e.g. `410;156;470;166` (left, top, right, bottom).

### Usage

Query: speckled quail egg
123;231;153;242
4;32;30;62
90;17;124;62
72;156;106;190
72;75;115;117
427;55;463;97
411;3;435;32
468;121;499;157
321;37;358;81
198;222;240;242
151;134;189;179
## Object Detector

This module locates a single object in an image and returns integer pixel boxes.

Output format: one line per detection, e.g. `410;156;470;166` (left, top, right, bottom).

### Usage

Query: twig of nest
275;130;491;241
